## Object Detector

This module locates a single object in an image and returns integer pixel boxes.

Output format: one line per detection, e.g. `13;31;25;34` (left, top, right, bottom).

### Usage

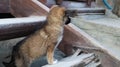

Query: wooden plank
0;16;46;41
55;0;93;6
0;0;10;13
59;24;96;56
38;0;47;4
67;8;105;15
58;23;120;67
43;53;95;67
10;0;48;17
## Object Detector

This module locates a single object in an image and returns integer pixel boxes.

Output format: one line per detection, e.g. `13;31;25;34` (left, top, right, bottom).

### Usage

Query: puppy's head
47;5;71;25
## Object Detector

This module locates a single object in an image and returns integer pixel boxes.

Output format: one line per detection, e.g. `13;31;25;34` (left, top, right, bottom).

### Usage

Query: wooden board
38;0;47;4
0;0;10;13
0;16;46;40
10;0;48;17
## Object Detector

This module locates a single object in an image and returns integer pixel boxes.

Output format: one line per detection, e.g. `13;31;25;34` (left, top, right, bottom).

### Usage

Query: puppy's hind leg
16;57;33;67
15;57;25;67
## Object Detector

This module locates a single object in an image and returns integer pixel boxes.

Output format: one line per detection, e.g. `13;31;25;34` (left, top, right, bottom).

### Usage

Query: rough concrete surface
72;10;120;61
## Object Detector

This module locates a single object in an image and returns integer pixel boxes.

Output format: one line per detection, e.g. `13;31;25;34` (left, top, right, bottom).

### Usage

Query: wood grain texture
59;24;96;56
38;0;47;4
55;0;93;6
10;0;48;17
0;0;10;13
0;16;46;41
43;53;95;67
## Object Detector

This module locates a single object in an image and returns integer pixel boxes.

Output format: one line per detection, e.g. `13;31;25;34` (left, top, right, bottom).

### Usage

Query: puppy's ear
61;7;66;11
50;5;58;10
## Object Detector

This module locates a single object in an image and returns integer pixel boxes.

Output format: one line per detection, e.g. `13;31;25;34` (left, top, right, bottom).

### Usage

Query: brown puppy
3;5;67;67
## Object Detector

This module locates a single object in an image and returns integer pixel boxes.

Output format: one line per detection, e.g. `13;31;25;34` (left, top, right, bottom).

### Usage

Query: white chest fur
55;28;64;49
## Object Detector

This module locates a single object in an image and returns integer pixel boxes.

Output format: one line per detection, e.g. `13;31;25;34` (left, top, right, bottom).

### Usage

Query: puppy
3;5;70;67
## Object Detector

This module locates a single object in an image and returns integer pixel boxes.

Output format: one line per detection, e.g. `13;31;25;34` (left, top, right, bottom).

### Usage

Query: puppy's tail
2;55;16;67
3;38;25;67
2;46;17;67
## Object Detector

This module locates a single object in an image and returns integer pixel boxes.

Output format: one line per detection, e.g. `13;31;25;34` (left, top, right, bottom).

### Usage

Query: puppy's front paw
53;59;58;64
48;59;58;65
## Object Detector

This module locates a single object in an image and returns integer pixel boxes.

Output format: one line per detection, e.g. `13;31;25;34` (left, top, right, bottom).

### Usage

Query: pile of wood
43;46;102;67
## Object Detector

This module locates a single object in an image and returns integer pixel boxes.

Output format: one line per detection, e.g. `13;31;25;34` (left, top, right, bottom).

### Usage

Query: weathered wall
112;0;120;17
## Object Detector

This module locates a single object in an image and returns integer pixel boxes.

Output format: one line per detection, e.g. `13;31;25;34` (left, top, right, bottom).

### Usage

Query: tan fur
14;6;66;67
